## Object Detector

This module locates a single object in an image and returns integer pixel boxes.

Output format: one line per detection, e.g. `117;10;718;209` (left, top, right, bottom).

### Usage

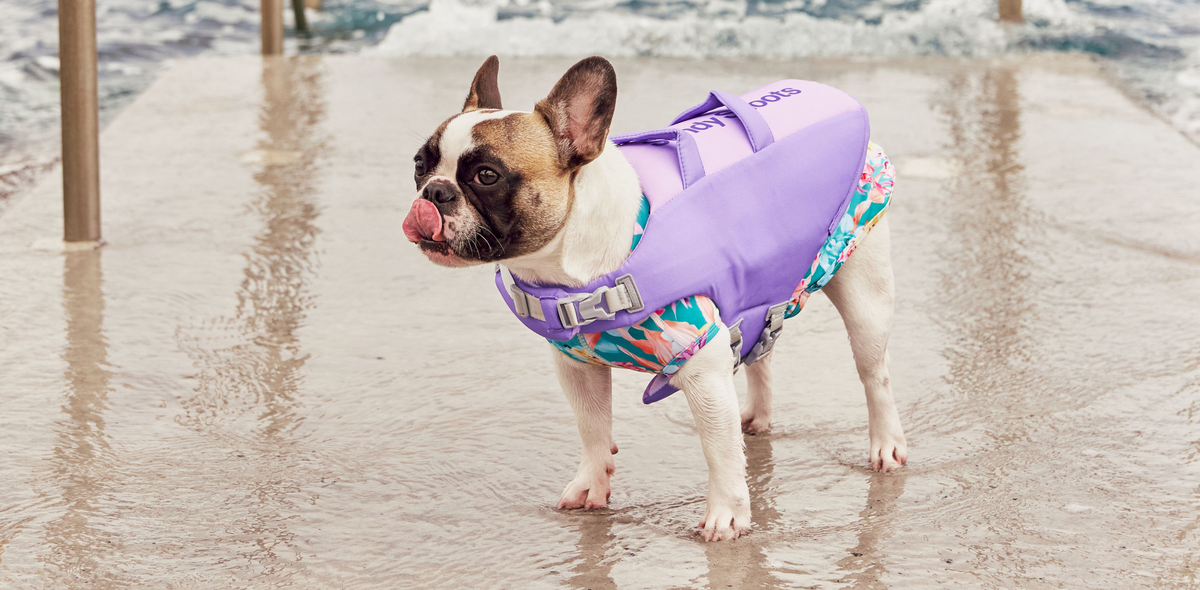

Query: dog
402;55;908;541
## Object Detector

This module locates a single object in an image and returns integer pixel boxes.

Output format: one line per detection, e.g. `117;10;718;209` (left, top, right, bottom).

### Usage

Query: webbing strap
499;266;545;321
498;266;643;329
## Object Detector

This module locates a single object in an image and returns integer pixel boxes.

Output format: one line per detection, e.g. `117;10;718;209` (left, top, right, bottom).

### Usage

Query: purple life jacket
495;80;870;398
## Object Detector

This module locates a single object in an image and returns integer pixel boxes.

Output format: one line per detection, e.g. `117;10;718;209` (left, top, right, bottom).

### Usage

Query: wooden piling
58;0;102;243
291;0;308;36
261;0;284;55
999;0;1022;23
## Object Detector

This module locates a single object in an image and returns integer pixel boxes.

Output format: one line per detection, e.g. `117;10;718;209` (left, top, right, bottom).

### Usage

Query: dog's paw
557;475;611;510
557;461;614;510
740;409;772;435
869;428;908;472
697;491;752;541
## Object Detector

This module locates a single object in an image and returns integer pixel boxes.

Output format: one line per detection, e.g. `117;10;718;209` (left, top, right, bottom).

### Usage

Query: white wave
374;0;993;58
371;0;1200;145
186;1;262;26
372;0;1114;58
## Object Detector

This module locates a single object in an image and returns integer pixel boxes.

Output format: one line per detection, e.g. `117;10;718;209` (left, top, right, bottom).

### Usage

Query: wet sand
1;55;1198;589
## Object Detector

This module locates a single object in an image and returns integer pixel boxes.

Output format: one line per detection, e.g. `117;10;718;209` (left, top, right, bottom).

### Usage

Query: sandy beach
0;55;1198;588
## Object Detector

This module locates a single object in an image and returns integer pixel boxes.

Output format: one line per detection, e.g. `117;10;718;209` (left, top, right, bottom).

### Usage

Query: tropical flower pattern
551;296;722;376
550;142;895;375
785;141;894;318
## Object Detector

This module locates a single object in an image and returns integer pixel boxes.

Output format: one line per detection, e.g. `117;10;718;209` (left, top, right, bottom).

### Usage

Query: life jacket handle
610;128;706;190
670;90;776;153
611;90;777;191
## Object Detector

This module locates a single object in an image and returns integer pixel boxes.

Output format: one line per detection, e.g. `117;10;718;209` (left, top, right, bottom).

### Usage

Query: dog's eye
414;156;426;177
474;168;499;186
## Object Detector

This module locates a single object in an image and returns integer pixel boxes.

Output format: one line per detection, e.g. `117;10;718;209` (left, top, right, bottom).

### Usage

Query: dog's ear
463;55;502;112
534;56;617;169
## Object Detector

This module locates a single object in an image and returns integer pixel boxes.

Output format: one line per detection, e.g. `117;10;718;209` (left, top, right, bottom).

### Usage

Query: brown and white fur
403;56;908;542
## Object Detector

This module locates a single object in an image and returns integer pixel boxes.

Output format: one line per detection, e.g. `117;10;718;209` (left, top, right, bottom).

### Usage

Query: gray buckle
556;276;642;329
579;287;617;322
558;286;620;328
728;319;744;373
767;301;787;332
559;286;618;328
509;284;530;318
557;287;616;328
557;293;587;328
743;302;789;366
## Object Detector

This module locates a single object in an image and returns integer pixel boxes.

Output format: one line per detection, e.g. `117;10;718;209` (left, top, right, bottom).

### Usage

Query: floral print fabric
550;142;894;375
786;141;894;317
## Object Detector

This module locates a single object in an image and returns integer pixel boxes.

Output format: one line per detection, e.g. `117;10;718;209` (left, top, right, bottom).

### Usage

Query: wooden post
999;0;1022;23
291;0;308;36
261;0;284;55
58;0;101;243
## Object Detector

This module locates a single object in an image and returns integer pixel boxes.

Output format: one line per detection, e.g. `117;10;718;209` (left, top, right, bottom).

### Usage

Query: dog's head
402;56;618;267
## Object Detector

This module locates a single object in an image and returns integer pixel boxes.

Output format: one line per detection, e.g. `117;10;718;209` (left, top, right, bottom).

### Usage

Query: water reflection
902;65;1039;438
176;55;327;581
179;57;325;430
935;67;1033;406
833;471;908;589
699;434;784;589
566;513;617;590
824;65;1025;588
41;249;118;589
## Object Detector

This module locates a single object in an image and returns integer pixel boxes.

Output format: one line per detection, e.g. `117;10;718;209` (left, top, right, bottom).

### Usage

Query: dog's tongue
402;199;445;242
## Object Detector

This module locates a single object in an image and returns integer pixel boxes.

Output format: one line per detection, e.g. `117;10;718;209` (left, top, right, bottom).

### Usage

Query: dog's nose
423;183;457;204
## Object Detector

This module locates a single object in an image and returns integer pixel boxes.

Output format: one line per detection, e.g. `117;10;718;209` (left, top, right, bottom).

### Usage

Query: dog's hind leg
672;324;752;541
821;217;908;472
553;349;617;509
740;353;773;435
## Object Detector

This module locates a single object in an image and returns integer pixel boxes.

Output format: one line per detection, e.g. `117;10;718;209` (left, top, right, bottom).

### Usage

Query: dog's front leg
671;325;751;541
553;348;616;509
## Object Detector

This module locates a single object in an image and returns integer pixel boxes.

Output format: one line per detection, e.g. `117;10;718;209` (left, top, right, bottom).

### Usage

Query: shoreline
3;51;1195;222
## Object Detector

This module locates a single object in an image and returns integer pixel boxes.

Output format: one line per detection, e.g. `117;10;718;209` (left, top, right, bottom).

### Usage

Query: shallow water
1;55;1199;588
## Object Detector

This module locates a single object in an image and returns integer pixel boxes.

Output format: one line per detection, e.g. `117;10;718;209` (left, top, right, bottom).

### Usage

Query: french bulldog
402;55;908;541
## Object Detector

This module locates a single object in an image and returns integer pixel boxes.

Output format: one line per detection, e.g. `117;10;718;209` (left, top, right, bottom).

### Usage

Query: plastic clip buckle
578;286;616;323
728;319;744;373
559;286;621;328
744;302;789;366
557;278;641;330
556;294;585;328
